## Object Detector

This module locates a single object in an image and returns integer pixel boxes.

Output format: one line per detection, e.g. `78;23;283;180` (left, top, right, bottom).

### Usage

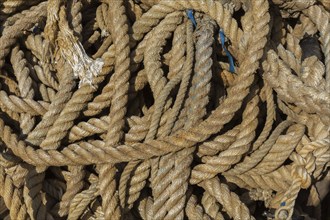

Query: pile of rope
0;0;329;219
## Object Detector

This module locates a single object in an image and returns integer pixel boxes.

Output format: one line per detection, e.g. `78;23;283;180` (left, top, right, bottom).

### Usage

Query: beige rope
186;194;212;220
0;0;329;219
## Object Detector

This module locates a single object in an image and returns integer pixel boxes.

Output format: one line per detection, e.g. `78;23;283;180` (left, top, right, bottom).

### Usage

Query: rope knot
291;152;315;189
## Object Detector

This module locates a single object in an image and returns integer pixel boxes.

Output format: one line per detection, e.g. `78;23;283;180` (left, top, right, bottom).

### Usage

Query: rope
0;0;329;219
97;0;130;219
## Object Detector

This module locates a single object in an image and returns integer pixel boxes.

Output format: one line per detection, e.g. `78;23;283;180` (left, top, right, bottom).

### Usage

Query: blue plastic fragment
219;29;235;73
186;9;197;27
280;201;286;206
186;10;235;73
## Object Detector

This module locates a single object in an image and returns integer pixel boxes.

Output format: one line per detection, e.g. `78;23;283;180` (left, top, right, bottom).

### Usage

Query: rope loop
0;0;329;219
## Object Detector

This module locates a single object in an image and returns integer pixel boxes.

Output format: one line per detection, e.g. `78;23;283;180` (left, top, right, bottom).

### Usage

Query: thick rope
0;0;329;219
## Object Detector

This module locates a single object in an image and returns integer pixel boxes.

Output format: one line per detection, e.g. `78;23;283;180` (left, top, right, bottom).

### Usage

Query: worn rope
0;0;329;219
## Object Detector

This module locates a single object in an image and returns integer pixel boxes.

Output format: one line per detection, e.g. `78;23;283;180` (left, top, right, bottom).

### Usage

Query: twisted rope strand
0;0;328;218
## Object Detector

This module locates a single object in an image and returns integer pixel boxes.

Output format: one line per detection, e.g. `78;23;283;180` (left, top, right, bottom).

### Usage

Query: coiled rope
0;0;329;219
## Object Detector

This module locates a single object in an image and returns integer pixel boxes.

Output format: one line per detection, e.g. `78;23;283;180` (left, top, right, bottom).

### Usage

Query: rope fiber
0;0;329;219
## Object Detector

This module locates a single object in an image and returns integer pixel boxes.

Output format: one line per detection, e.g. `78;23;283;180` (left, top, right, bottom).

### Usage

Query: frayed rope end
59;35;104;88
